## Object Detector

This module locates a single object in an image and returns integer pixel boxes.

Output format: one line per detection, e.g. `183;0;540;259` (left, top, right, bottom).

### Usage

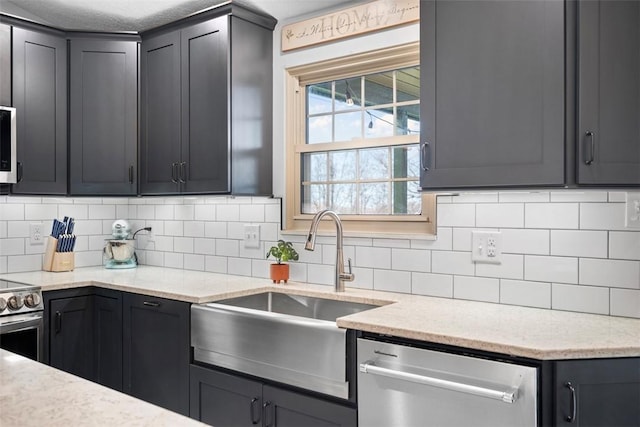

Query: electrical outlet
625;192;640;229
29;222;44;245
471;231;502;264
243;224;260;249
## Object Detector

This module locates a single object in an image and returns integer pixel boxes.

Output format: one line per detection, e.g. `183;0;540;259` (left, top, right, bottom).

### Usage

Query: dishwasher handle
360;362;519;404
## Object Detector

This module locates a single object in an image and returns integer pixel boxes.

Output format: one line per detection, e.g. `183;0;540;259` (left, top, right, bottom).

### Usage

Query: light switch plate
471;231;502;264
243;224;261;249
625;192;640;229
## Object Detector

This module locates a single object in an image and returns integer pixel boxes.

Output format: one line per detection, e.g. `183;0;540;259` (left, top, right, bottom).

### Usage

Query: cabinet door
263;385;357;427
122;292;190;415
554;358;640;426
181;17;230;194
12;27;67;194
49;296;93;381
420;0;565;189
190;365;263;426
577;0;640;185
140;30;181;195
0;24;10;106
69;38;138;195
93;290;123;391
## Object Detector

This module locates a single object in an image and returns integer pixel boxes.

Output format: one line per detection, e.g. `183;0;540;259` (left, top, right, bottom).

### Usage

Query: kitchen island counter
0;349;204;427
1;266;639;360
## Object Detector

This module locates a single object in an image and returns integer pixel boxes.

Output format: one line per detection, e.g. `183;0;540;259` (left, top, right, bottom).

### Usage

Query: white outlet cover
471;231;502;264
29;222;44;245
625;192;640;229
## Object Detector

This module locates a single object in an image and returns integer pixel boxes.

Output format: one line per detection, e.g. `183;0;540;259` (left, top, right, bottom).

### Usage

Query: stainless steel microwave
0;106;17;183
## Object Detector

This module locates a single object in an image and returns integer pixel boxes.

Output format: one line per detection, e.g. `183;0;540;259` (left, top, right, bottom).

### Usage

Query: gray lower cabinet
11;26;67;194
44;288;123;389
122;293;190;416
69;37;138;195
190;364;357;427
419;0;565;189
553;358;640;426
140;5;274;196
577;0;640;185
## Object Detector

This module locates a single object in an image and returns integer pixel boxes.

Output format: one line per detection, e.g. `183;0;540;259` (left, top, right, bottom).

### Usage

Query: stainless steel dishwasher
358;338;537;427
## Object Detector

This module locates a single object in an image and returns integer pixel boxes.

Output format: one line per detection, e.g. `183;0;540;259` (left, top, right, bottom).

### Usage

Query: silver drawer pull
359;362;518;404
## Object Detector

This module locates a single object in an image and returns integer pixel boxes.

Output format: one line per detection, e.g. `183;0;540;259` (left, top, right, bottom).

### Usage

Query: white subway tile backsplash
356;246;391;269
525;255;578;284
217;205;240;221
88;205;115;220
580;203;626;230
551;230;608;258
500;279;551;309
0;193;635;318
501;229;549;255
392;248;430;272
525;203;579;229
164;252;184;269
437;203;475;227
432;251;474;276
412;273;453;298
374;269;411;293
475;254;524;280
552;283;609;315
610;289;640;318
609;232;640;261
476;203;524;228
579;259;640;289
156;205;174;220
550;191;608;203
454;276;499;303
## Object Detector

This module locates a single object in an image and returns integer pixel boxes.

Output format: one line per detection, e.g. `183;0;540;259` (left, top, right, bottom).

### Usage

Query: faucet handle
340;258;355;282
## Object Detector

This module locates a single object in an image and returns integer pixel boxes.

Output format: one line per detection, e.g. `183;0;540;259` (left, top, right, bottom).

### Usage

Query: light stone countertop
1;266;639;360
0;350;205;427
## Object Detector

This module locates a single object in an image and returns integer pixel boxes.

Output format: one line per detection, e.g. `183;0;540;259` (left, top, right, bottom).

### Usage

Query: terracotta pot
270;263;290;284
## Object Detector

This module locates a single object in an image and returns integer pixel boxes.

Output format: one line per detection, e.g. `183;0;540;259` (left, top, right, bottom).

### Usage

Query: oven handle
0;313;43;334
359;362;518;404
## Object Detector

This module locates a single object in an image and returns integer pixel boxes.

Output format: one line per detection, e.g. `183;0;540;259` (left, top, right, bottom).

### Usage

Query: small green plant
266;240;299;264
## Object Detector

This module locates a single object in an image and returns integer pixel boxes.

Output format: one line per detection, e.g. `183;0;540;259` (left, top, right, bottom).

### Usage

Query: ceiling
0;0;356;32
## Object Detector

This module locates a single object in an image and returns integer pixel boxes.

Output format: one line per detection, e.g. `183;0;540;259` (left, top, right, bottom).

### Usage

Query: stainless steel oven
0;280;44;361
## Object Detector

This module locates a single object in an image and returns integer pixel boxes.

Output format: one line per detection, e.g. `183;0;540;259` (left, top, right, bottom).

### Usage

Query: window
285;43;436;237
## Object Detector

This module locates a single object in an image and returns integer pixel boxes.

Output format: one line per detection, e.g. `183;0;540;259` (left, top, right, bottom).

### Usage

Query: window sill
281;228;437;241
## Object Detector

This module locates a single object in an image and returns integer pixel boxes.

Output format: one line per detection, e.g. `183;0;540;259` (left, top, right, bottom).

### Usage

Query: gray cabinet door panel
577;0;640;185
420;0;565;189
69;39;137;195
140;30;181;194
181;16;229;194
0;24;10;106
12;27;67;194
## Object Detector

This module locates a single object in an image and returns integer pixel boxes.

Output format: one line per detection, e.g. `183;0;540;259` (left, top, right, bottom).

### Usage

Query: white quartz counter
0;350;204;427
1;266;639;360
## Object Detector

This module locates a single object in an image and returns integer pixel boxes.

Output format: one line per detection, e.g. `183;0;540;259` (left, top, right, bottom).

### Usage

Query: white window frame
284;42;436;238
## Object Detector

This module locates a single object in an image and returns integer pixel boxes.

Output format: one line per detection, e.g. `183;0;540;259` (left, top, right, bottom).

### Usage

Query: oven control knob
24;293;41;308
0;297;6;311
7;295;23;311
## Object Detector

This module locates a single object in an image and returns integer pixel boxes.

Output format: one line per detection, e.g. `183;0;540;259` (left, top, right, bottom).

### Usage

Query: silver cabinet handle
129;165;134;184
584;131;595;165
170;163;178;183
565;382;577;423
142;301;160;308
179;162;186;184
250;397;260;425
359;362;518;404
420;142;430;171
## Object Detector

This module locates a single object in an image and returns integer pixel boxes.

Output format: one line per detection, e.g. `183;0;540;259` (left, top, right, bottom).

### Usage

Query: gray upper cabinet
420;0;565;189
577;0;640;186
12;26;67;194
140;5;274;196
0;24;10;106
69;37;138;195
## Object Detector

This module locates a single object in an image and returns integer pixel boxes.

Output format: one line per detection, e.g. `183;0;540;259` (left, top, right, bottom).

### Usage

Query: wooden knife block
43;236;75;272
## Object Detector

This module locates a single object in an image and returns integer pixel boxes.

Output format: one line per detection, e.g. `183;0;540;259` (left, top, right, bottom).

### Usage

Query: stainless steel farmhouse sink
191;292;384;399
